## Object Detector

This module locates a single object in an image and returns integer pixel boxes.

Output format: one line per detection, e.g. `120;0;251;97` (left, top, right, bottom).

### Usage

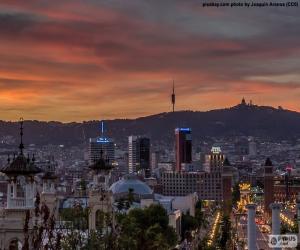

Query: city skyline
0;1;299;121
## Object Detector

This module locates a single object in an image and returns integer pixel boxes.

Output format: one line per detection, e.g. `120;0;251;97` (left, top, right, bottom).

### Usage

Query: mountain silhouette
0;103;299;146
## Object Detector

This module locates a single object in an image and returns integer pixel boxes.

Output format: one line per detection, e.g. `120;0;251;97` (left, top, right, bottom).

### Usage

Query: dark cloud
0;0;299;121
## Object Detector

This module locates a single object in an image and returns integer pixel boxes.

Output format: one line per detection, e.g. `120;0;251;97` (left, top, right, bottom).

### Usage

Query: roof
109;175;153;195
41;161;57;179
1;154;41;176
60;197;88;209
0;119;41;176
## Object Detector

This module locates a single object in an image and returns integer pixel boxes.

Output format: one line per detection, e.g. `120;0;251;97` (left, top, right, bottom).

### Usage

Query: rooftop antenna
19;117;24;155
100;120;104;137
171;80;175;112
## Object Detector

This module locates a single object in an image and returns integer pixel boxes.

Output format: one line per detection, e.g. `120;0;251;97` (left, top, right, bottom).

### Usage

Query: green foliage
116;198;125;211
59;206;89;230
127;188;135;207
232;182;240;207
117;204;178;250
195;200;203;210
47;203;177;250
181;214;198;239
79;178;87;191
281;221;298;234
281;223;289;234
195;209;208;229
180;199;209;244
218;215;231;250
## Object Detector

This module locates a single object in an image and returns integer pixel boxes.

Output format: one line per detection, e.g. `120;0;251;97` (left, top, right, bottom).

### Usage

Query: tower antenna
171;80;176;112
101;120;104;137
19;117;24;155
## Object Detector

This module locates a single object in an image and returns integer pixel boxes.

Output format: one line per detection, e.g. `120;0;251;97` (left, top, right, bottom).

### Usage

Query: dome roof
1;154;41;176
0;119;41;176
109;175;153;195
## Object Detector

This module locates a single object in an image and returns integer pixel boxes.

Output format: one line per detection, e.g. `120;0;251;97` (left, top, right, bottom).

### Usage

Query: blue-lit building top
175;128;191;132
90;136;112;144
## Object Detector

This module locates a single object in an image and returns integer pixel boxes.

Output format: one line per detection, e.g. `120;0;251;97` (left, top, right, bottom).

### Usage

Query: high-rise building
175;128;192;172
128;136;151;177
234;137;249;155
162;147;232;203
203;146;225;200
264;158;274;216
222;158;233;215
151;151;160;170
89;122;115;164
128;136;138;174
248;137;257;156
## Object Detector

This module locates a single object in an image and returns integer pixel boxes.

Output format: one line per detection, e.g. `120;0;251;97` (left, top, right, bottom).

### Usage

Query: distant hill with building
1;102;300;146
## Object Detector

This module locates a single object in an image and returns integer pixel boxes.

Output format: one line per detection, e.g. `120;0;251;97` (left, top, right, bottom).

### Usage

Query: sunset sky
0;0;299;121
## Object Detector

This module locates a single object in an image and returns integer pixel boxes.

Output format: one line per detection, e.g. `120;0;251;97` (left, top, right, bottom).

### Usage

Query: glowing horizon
0;1;299;122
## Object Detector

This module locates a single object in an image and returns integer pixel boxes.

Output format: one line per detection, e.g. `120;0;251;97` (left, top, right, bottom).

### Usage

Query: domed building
109;175;153;200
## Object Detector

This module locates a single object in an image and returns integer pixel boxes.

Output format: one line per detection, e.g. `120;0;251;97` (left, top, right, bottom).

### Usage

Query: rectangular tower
264;158;274;217
89;137;115;164
128;136;151;177
128;136;138;174
175;128;192;172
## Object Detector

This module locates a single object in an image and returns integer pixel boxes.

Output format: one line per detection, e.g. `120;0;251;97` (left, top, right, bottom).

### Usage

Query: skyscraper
175;128;192;172
89;121;115;164
264;158;274;216
162;147;232;203
128;136;151;177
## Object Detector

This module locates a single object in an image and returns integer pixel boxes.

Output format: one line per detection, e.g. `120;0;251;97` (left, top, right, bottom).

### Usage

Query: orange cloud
0;1;299;121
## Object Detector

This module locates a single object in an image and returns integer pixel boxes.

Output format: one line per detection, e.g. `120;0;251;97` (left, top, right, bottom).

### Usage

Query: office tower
89;122;115;164
139;137;151;177
151;151;160;170
264;158;274;216
234;137;249;155
203;146;225;200
128;136;138;174
162;146;232;202
248;137;257;156
222;158;233;215
175;128;192;172
128;136;151;177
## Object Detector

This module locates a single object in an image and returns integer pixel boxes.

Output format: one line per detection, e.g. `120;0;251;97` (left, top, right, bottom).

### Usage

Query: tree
116;198;125;212
117;204;177;250
22;193;61;250
127;188;135;207
232;182;240;207
181;214;198;239
195;200;203;210
218;215;231;250
59;205;89;230
23;196;177;250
